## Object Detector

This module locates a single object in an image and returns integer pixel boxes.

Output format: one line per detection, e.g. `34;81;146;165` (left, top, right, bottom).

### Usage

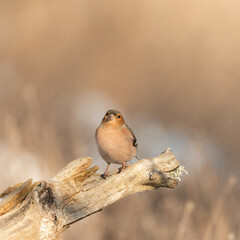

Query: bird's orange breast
95;124;137;164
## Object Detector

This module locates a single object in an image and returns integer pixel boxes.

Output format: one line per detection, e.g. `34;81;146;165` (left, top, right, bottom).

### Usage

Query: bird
95;109;138;178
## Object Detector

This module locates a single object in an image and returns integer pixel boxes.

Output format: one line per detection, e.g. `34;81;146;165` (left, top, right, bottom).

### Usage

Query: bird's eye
117;115;121;118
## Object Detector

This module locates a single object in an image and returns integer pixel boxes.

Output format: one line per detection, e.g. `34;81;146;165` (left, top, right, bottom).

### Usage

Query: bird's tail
129;156;139;164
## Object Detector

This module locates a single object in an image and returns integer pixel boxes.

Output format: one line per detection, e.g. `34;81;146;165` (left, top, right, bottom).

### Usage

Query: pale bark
0;148;187;240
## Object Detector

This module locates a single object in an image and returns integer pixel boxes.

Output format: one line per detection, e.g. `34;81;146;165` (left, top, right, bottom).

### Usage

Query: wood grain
0;148;186;240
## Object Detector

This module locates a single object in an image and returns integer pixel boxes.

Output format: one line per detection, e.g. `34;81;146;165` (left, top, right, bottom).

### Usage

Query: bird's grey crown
106;109;121;116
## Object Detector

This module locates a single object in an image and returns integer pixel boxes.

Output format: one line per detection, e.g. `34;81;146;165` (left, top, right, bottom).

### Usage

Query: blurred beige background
0;1;240;240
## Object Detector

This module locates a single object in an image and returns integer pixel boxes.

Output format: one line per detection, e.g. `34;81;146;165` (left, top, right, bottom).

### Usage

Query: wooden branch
0;148;187;240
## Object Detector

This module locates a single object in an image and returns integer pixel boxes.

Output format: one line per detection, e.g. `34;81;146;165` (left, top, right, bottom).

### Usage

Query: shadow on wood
0;148;187;240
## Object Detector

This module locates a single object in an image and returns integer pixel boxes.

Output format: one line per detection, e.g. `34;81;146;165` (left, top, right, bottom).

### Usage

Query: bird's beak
107;113;115;121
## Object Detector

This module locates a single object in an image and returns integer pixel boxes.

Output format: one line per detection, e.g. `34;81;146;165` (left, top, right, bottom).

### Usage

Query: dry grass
0;1;240;239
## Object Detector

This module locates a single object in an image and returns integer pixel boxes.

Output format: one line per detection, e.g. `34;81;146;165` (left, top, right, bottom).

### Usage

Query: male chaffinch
95;109;138;177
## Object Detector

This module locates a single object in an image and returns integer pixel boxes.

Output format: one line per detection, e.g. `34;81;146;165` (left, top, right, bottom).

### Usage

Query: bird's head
101;109;125;127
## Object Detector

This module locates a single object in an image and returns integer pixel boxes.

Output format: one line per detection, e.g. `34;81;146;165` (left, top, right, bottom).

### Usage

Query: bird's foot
119;162;128;173
101;164;111;179
101;171;109;179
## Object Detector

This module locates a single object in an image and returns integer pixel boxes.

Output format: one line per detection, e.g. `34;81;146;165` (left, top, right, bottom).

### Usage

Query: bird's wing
125;124;138;148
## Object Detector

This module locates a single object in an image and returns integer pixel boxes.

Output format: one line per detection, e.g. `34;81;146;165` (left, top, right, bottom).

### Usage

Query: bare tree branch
0;148;187;240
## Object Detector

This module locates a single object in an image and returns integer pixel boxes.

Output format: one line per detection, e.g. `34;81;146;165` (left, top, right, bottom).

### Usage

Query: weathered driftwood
0;148;186;240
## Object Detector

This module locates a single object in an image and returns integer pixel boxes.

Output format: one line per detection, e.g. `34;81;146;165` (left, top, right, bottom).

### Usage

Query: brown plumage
95;109;138;177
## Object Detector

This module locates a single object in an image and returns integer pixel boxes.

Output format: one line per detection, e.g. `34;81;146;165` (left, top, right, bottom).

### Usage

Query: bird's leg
103;163;111;178
119;162;127;173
